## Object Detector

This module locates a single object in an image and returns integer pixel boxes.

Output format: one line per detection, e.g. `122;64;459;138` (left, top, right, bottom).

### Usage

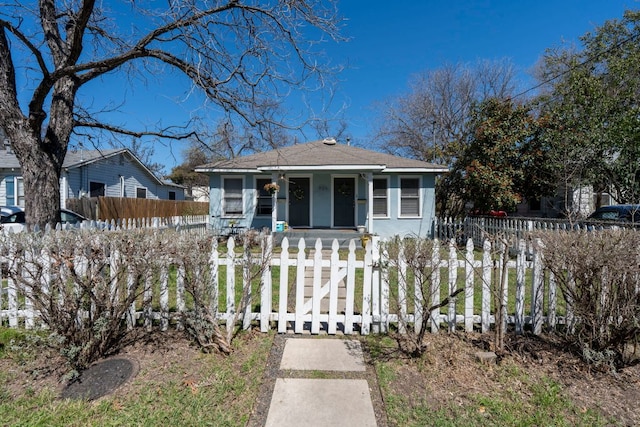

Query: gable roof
195;140;448;173
0;147;178;187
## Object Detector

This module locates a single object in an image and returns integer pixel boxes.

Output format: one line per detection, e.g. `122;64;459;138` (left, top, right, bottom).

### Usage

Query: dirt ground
3;330;640;426
368;332;640;426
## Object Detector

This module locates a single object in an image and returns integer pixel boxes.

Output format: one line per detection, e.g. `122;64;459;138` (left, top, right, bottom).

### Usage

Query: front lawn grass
0;328;273;427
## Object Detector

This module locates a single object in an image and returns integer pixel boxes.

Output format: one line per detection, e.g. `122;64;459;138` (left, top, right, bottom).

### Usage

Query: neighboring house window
373;178;388;217
223;177;243;216
90;181;105;197
255;178;273;216
5;176;24;207
136;187;147;199
400;177;421;217
168;191;176;200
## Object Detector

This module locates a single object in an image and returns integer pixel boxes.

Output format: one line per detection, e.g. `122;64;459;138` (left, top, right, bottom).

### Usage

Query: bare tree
375;60;517;166
373;60;518;217
0;1;344;228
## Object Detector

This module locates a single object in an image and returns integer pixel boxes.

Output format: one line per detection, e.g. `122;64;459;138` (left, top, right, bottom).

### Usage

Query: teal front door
333;177;355;228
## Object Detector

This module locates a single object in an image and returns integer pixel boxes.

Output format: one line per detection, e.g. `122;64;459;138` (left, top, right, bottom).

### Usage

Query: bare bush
0;229;164;371
180;230;271;354
383;237;463;357
536;230;640;367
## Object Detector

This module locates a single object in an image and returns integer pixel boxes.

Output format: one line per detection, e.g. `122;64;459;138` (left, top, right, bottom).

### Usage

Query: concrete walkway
263;338;379;427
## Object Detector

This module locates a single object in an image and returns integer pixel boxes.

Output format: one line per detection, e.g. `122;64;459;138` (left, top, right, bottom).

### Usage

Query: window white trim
372;176;390;219
136;186;148;199
89;180;106;197
222;175;245;218
398;176;422;218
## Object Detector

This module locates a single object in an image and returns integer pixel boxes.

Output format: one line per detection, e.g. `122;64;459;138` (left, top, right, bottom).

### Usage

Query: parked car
0;206;87;233
587;205;640;223
0;206;27;233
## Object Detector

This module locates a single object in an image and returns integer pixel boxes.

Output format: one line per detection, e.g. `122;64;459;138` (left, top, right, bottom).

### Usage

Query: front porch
273;228;367;249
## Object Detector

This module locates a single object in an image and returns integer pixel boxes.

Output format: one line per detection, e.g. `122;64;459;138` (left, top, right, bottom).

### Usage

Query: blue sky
325;0;637;147
104;0;636;171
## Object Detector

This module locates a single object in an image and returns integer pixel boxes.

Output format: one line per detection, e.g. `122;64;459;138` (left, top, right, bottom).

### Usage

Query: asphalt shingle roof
0;148;126;170
196;140;448;172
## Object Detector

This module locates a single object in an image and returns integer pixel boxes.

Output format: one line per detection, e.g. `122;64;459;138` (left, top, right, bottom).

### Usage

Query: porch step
274;229;364;249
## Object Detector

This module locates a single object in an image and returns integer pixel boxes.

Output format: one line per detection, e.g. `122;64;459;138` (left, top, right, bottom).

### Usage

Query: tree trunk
19;141;63;229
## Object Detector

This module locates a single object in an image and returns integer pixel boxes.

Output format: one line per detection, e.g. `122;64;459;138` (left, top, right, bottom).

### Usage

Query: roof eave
195;168;261;173
257;165;386;172
383;167;450;173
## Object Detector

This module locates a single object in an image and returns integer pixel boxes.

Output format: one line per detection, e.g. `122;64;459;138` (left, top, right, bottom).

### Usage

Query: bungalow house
195;138;448;239
0;140;184;208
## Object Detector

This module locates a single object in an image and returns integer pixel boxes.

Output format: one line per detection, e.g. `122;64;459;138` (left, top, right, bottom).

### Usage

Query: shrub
536;229;640;368
1;229;165;370
180;230;270;354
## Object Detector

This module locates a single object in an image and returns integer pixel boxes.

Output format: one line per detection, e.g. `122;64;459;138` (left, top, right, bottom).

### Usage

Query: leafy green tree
452;98;555;213
538;10;640;205
374;60;518;217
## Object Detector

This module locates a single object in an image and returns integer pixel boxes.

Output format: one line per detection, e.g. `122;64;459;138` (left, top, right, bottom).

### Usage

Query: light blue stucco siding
209;173;274;233
207;171;438;239
371;174;436;239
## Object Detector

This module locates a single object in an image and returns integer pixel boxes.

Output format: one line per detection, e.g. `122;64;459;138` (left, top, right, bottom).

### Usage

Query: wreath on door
337;182;352;196
292;186;305;200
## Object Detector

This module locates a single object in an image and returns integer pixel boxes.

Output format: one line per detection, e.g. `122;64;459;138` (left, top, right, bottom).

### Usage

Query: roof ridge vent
322;137;337;145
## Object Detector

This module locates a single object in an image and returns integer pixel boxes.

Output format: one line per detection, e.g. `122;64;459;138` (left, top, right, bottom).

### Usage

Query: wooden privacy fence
1;232;562;336
67;197;209;221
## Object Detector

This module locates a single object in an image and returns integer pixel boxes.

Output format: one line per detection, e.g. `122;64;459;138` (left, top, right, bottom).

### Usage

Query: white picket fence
0;230;564;336
51;214;210;234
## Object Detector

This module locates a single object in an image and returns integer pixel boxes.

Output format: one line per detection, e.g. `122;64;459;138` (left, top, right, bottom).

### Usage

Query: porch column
366;172;373;234
271;172;278;232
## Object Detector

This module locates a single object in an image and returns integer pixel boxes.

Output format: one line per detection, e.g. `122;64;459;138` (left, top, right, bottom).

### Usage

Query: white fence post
429;239;441;333
361;239;373;335
226;238;236;333
344;239;357;334
311;239;323;334
464;238;475;332
294;239;306;333
447;238;457;333
531;241;544;335
277;237;290;333
481;239;492;333
260;234;273;333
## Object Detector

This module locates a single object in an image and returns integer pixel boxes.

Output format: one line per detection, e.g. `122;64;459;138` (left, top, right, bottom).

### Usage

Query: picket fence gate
0;233;560;336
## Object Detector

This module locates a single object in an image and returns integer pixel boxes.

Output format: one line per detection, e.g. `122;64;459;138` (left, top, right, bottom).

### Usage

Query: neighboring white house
516;184;614;219
195;138;449;239
0;139;184;208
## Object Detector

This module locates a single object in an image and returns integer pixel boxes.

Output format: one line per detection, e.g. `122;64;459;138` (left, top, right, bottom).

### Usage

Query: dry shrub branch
537;229;640;367
0;229;271;371
0;230;164;371
180;230;270;354
383;237;466;357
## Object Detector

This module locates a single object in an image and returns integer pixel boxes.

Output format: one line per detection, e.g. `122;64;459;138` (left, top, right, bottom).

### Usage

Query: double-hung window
255;178;273;216
400;177;420;217
5;176;24;207
372;178;388;217
223;177;243;216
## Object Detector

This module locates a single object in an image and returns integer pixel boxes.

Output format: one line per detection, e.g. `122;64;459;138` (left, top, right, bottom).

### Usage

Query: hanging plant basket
263;182;280;195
